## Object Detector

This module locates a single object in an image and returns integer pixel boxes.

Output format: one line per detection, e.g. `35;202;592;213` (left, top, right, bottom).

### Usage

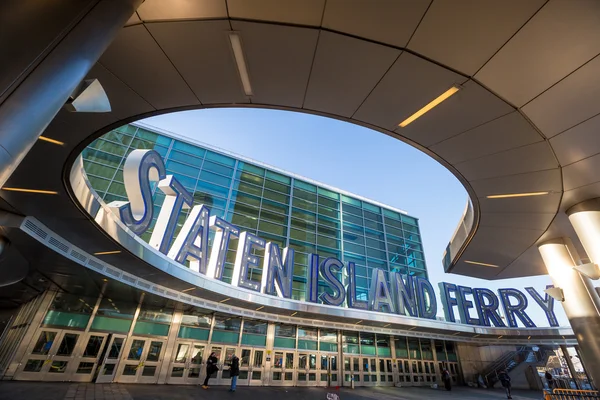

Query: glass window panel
317;235;339;249
366;238;386;250
318;196;339;209
295;180;316;193
263;189;289;205
174;344;189;363
165;160;198;177
243;320;268;335
146;341;163;362
204;150;235;166
191;345;204;364
264;179;290;194
83;336;104;358
234;180;262;196
317;187;339;200
238;161;264;176
213;316;242;332
169;149;203;167
181;312;212;328
56;333;79;356
202;160;233;176
343;231;364;245
199;170;231;187
365;219;384;232
408;338;421;359
363;210;382;222
261;199;289;215
258;220;286;236
238;171;264;186
128;340;145;360
196;180;230;198
318;205;339;219
291;228;316;243
231;191;261;207
366;247;386;261
32;331;57;355
292;197;317;212
275;324;296;338
298;327;318;340
344;242;365;255
343;212;363;226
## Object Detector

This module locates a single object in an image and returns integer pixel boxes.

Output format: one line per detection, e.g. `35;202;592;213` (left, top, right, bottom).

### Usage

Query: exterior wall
455;343;517;384
82;123;428;305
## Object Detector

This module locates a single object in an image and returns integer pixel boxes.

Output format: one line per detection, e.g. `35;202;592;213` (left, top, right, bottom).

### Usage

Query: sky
142;108;567;327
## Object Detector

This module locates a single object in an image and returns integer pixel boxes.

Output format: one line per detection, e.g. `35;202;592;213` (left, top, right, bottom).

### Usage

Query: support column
0;0;141;187
560;345;581;390
538;239;600;387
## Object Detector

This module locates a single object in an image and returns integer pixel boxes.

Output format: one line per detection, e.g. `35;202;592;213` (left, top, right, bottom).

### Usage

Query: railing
544;389;600;399
483;346;544;388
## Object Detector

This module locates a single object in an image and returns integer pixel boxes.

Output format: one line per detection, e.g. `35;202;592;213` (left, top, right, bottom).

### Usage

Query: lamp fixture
464;260;499;268
181;287;196;293
527;336;531;340
93;250;121;256
398;85;461;128
290;312;298;317
220;298;231;303
383;323;391;328
2;187;57;195
39;136;65;146
498;335;503;339
229;32;253;96
256;306;264;311
355;320;363;325
453;332;461;336
409;327;417;331
473;334;480;338
486;192;549;199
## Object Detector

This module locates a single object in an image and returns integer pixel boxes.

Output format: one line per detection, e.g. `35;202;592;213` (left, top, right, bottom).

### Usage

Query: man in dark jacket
202;352;219;389
545;371;554;389
442;368;451;391
498;369;512;399
229;353;240;392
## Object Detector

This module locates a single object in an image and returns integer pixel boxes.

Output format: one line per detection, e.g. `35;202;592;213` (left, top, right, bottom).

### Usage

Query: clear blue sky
143;108;566;327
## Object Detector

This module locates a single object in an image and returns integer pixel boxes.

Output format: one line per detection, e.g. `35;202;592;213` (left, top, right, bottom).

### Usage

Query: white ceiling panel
322;0;429;48
454;142;557;181
562;182;600;212
227;0;325;26
303;31;400;118
477;193;561;214
479;212;555;231
99;24;199;110
353;52;463;131
549;113;600;166
137;0;227;21
430;112;543;164
523;54;600;138
476;0;600;107
408;0;544;75
562;153;600;191
495;246;547;279
469;169;562;197
231;21;318;108
147;20;248;105
392;80;512;147
126;12;141;26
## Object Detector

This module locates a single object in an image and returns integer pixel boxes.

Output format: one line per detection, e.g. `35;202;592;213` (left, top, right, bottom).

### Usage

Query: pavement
0;382;546;400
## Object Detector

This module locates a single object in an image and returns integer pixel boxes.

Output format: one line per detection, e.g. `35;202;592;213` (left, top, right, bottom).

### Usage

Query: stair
481;346;551;388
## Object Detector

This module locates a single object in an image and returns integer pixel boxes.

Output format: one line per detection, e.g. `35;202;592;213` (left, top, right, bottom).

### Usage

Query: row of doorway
14;328;458;386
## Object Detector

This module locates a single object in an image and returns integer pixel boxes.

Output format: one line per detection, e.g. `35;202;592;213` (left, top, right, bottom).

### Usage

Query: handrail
544;388;600;399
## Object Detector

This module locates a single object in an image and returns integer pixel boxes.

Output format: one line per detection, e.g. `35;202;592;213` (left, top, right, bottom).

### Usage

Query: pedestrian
498;369;512;399
442;368;452;391
202;352;219;389
229;352;240;392
545;370;554;390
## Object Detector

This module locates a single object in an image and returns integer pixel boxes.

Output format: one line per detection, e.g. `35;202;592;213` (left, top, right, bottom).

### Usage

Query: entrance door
319;354;339;387
96;335;126;383
296;352;318;386
15;329;102;382
206;345;237;385
360;357;378;386
343;356;361;386
237;348;265;386
378;358;394;386
270;351;295;386
116;337;166;383
397;359;411;385
166;341;205;384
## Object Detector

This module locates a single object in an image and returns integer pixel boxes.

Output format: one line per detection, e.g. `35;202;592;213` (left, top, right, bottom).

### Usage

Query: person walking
545;370;554;390
442;368;452;391
202;352;219;389
229;353;240;392
498;369;512;399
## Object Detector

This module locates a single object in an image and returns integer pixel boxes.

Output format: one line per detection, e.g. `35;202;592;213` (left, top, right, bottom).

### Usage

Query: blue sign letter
319;258;346;307
457;286;481;325
168;204;210;274
232;231;265;292
416;277;437;319
369;268;395;313
498;288;535;328
261;243;294;299
307;254;319;303
206;216;239;280
439;282;459;323
473;288;505;327
391;272;417;317
347;262;368;310
526;286;559;327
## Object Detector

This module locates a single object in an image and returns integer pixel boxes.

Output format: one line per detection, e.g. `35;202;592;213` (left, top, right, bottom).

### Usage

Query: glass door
411;360;425;386
296;353;317;386
167;341;205;384
237;348;265;386
423;360;437;385
15;329;88;381
343;356;361;386
270;351;295;386
361;357;378;386
397;359;411;385
69;333;108;382
96;335;126;383
116;336;166;383
378;358;394;386
319;354;339;387
207;345;237;385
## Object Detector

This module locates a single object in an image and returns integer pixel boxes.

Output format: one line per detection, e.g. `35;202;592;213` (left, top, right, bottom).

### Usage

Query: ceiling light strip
39;136;65;146
464;260;500;268
229;32;253;96
2;187;58;195
93;250;122;256
399;85;461;128
486;192;549;199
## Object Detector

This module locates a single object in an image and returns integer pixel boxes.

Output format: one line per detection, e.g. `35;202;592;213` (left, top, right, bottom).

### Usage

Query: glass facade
82;123;427;305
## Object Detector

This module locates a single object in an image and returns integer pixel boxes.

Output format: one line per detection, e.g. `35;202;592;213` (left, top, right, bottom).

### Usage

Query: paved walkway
0;382;545;400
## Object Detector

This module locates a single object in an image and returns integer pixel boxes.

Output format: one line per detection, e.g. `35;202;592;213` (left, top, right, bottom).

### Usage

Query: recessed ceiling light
256;306;264;311
102;278;108;282
527;336;531;340
453;332;461;336
290;312;298;317
399;85;461;128
383;323;391;328
38;136;65;146
473;334;480;338
355;320;363;325
229;32;253;96
409;327;417;331
220;298;230;303
182;287;196;293
2;187;57;195
464;260;499;268
93;250;121;256
486;192;549;199
498;335;503;339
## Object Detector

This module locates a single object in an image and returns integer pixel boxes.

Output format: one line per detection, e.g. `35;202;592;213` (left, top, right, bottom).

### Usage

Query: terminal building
1;0;600;393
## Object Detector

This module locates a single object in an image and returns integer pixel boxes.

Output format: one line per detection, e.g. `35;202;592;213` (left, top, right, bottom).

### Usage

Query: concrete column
560;345;581;390
0;0;141;187
538;239;600;387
